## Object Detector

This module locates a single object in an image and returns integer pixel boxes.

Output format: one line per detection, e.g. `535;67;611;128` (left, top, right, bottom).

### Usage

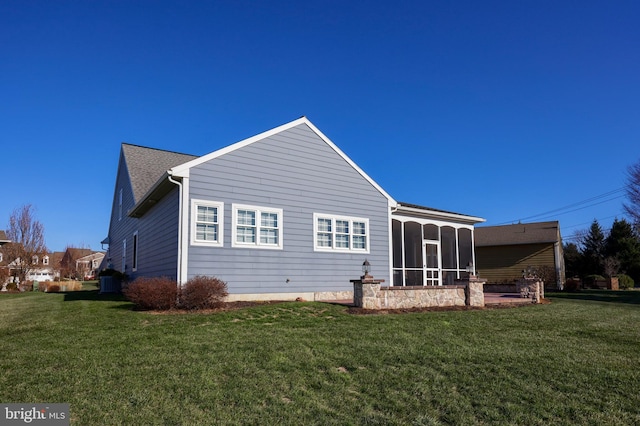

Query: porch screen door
423;241;441;286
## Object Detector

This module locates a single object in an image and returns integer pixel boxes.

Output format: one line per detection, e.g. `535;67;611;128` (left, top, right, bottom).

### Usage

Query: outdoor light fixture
362;259;371;276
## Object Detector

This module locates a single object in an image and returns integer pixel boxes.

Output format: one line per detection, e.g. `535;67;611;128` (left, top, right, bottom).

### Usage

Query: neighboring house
26;253;56;282
103;117;485;300
0;231;9;247
0;232;58;283
475;221;566;290
60;248;103;279
0;231;11;284
76;252;106;280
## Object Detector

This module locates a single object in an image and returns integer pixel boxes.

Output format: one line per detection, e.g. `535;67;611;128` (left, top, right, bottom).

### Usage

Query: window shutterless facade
313;214;369;253
191;200;224;247
232;204;283;249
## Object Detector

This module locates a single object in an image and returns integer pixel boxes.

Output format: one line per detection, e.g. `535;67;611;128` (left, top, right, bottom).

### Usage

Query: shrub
48;284;61;293
564;278;581;292
98;268;128;281
20;281;34;292
123;277;178;310
584;274;606;289
618;274;635;289
61;281;84;291
179;275;228;310
5;282;19;292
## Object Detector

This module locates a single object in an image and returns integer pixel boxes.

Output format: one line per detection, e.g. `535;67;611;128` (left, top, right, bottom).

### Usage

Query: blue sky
2;0;638;252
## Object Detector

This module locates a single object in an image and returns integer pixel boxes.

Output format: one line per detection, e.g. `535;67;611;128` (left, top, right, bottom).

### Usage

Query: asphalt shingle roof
475;221;561;247
122;144;198;203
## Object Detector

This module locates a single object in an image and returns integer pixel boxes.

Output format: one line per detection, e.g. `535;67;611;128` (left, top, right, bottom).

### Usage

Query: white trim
179;177;190;284
395;204;485;225
118;188;123;221
122;239;126;272
132;231;139;272
313;213;370;253
169;117;397;207
231;204;283;250
190;198;224;247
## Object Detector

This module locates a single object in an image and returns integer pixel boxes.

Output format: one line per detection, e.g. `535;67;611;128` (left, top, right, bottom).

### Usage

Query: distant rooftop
475;221;561;247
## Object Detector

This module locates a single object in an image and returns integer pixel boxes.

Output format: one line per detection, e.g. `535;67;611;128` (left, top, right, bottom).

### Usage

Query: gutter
167;171;186;285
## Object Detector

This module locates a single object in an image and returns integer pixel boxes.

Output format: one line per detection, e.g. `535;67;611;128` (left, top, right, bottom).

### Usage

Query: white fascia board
168;117;398;207
169;117;309;178
394;205;486;225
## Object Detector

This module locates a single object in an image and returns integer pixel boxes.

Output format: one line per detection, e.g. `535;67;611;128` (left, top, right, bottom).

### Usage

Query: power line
496;187;627;225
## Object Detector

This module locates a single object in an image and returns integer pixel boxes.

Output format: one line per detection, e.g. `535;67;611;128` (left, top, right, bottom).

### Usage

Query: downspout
167;172;184;285
389;204;398;286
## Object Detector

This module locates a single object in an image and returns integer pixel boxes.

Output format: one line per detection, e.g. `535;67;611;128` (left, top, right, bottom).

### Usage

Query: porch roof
394;202;485;225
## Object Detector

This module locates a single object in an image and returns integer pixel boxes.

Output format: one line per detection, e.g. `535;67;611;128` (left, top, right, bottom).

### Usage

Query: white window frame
231;204;283;250
313;213;369;253
191;199;224;247
132;231;139;272
43;256;49;265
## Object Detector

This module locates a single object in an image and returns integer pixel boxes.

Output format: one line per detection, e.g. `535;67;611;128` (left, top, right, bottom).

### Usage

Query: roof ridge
121;142;197;158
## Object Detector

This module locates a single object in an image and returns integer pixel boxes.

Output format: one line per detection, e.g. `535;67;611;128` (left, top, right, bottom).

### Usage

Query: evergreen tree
563;242;582;278
581;220;606;276
623;159;640;227
604;218;640;282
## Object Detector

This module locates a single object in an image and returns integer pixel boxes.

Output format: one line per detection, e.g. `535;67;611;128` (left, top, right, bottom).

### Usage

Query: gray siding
106;150;179;281
133;188;180;280
186;123;390;294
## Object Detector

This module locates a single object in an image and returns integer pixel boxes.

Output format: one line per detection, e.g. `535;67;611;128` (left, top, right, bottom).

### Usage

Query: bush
20;281;34;292
584;274;607;289
5;282;18;292
47;284;61;293
618;274;635;289
123;277;178;310
564;278;581;292
98;268;128;281
179;276;228;310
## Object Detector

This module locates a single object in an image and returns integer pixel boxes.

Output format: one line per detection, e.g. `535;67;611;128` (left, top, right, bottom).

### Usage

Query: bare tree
624;160;640;227
4;205;47;284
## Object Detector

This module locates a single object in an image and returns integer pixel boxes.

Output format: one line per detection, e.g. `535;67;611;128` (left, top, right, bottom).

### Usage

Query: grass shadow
548;289;640;305
63;290;127;303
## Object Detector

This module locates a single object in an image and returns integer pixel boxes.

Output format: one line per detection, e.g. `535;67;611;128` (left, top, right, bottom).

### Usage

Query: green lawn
1;289;639;425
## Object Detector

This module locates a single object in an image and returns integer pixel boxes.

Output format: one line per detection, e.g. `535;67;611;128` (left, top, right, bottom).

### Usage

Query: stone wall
353;276;486;310
516;277;543;303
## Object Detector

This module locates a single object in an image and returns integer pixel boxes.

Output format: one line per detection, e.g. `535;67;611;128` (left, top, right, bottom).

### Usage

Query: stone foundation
313;290;354;301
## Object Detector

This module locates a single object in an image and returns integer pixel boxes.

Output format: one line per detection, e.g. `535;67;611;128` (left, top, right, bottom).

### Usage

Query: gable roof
130;117;397;217
169;116;396;205
122;144;198;204
0;230;9;245
474;221;561;247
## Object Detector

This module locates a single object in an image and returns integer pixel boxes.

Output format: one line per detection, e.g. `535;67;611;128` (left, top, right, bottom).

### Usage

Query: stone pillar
351;275;385;309
608;277;619;291
457;275;485;307
517;277;542;303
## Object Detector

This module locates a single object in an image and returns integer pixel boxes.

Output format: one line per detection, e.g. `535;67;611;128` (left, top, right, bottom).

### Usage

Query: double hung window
232;204;283;249
191;200;224;247
314;214;368;252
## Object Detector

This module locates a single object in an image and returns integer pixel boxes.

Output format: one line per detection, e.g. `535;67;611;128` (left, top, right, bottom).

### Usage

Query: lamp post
362;259;371;278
